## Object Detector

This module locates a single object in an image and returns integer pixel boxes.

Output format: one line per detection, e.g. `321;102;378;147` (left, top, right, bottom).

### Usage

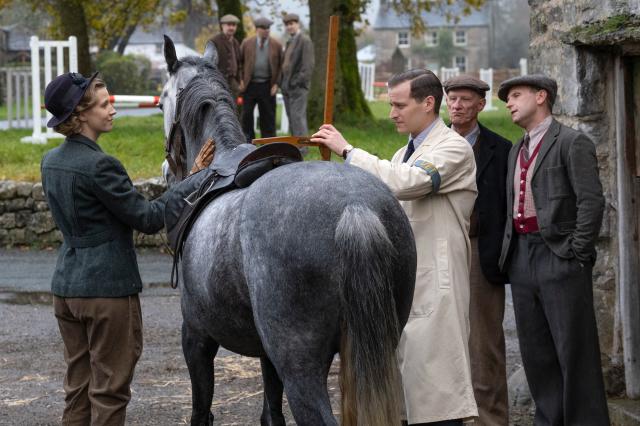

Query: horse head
160;35;243;186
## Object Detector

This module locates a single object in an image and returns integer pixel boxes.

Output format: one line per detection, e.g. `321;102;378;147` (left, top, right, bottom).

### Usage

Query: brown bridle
165;87;188;182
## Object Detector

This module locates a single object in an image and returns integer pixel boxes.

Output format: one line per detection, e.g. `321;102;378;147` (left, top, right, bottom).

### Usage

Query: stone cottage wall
0;179;169;249
527;0;640;394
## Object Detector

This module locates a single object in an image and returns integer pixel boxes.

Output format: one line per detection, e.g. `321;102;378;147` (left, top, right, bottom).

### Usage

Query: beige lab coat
349;118;479;423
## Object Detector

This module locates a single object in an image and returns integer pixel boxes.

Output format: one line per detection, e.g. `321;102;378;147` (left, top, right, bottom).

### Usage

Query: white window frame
397;31;410;48
454;30;467;46
425;31;439;47
454;56;467;73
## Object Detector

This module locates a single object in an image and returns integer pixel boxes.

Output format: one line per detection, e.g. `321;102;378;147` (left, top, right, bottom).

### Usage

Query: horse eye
158;103;164;111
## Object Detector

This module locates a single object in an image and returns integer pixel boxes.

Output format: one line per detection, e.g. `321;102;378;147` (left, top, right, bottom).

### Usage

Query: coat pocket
436;238;450;289
546;166;572;200
410;267;436;317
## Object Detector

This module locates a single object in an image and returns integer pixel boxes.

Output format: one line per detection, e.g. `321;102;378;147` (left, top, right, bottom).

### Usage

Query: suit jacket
239;36;283;89
349;118;478;423
499;118;605;270
211;33;241;86
281;32;314;92
474;123;512;284
41;134;207;297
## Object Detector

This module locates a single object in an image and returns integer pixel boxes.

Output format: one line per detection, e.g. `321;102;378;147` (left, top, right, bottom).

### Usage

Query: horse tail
335;204;403;426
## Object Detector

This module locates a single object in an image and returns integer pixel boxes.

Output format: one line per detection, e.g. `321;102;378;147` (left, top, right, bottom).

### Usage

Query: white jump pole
21;36;78;144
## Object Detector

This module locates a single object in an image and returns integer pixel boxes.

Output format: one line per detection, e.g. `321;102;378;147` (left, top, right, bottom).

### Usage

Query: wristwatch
342;144;354;160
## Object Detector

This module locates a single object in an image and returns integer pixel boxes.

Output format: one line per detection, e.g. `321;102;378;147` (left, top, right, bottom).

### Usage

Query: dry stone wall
0;179;169;249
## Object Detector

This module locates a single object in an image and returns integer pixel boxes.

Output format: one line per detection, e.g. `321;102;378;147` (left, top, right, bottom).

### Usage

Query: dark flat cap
254;17;273;28
498;74;558;105
443;75;490;95
220;14;240;24
283;13;300;23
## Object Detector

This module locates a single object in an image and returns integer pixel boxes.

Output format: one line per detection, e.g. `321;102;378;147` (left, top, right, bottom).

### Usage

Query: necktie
522;134;531;162
259;38;265;49
402;139;415;163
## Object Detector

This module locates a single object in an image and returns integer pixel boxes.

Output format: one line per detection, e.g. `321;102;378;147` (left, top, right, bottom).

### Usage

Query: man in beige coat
312;69;478;425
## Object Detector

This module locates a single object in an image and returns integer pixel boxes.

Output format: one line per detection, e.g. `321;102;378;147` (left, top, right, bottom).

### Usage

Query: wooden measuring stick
253;15;340;162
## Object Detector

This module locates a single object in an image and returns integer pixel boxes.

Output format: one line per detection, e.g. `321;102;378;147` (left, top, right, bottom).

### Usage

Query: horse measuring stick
319;15;340;161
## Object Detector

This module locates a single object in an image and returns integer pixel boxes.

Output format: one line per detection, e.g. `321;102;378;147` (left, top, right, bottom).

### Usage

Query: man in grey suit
281;13;314;137
498;75;610;425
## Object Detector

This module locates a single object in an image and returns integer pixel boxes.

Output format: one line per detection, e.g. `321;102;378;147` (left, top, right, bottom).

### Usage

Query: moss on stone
563;13;640;46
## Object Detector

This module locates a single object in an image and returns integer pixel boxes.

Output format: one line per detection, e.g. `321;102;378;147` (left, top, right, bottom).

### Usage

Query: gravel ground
0;248;532;425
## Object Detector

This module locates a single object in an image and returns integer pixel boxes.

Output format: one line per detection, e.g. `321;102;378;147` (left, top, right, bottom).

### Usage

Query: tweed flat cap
498;74;558;105
254;17;273;28
443;75;490;95
283;13;300;23
220;14;240;24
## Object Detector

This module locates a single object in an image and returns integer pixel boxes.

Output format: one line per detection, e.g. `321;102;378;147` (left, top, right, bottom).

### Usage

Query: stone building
527;0;640;414
0;24;30;65
371;0;493;77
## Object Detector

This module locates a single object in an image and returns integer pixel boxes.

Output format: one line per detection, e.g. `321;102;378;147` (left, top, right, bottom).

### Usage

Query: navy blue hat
44;71;99;128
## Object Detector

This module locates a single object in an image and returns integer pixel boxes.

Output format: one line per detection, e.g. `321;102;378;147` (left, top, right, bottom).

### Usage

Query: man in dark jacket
281;13;314;137
444;75;511;426
239;17;283;143
498;75;610;425
41;72;211;425
210;14;242;99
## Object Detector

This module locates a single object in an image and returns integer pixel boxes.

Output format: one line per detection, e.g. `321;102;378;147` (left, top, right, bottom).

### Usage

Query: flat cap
254;17;273;28
220;14;240;24
498;74;558;105
283;13;300;23
443;75;490;95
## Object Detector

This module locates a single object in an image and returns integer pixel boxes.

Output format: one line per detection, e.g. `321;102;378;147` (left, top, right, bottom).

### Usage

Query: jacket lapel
532;119;561;178
475;124;496;178
407;118;446;163
506;137;524;203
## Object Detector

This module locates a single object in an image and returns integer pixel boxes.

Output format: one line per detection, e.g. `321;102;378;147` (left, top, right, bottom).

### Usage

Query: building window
425;31;439;47
454;30;467;46
397;31;410;47
454;56;467;72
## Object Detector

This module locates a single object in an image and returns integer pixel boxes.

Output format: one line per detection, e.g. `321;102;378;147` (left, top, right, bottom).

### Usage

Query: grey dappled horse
160;35;416;426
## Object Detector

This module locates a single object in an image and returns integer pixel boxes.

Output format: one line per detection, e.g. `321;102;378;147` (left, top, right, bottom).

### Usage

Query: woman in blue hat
40;72;211;425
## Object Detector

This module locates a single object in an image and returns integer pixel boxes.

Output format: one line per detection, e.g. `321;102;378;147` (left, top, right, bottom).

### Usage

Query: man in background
281;13;314;138
444;75;511;426
210;14;242;99
239;17;283;143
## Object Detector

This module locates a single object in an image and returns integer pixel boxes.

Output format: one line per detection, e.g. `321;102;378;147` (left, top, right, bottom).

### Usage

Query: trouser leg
533;240;610;426
62;295;143;426
241;83;259;143
256;82;276;138
287;88;309;137
54;296;92;426
468;237;508;426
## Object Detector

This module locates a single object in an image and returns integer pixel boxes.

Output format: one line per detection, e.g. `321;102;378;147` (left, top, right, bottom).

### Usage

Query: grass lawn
0;100;522;182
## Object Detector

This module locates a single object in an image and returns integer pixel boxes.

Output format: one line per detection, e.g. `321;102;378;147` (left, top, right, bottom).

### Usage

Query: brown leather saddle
167;142;303;288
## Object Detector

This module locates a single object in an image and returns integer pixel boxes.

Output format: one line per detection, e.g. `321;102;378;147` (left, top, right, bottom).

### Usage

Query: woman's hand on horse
311;124;349;155
190;138;216;174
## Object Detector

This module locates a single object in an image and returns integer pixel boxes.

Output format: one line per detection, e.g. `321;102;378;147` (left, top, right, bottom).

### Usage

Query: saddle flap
234;143;303;188
210;143;257;176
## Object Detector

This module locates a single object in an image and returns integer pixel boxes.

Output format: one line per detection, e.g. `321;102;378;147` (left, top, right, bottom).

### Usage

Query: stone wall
527;0;640;395
0;179;169;249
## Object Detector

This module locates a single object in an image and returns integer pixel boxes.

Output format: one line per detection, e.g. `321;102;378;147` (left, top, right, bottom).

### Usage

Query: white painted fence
358;62;375;101
22;36;78;144
479;68;497;111
440;67;460;82
520;58;528;76
1;67;31;129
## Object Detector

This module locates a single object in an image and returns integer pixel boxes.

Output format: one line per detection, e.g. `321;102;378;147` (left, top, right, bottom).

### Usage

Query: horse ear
203;40;218;67
164;34;180;74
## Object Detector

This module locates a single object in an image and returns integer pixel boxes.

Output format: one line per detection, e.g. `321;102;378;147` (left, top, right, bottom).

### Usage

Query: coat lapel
532;119;561;178
506;137;524;203
475;124;496;178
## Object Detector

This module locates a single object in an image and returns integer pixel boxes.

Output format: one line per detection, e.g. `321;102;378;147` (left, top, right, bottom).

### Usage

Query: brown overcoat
211;33;241;89
239;36;283;90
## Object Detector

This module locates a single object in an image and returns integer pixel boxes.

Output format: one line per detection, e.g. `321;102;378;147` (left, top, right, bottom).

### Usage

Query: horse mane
177;56;244;151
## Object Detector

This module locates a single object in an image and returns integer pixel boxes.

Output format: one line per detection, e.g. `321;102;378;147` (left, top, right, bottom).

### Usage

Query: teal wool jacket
41;134;201;297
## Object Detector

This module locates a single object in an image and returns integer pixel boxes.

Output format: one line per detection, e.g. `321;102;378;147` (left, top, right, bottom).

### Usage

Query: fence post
479;68;496;111
26;36;45;143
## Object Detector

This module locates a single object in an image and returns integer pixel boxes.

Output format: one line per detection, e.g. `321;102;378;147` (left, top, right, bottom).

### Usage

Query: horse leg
182;321;219;426
277;352;337;426
260;356;286;426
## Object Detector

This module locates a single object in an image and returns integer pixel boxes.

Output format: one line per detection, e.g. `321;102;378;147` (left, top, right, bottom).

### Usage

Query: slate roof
373;2;490;30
